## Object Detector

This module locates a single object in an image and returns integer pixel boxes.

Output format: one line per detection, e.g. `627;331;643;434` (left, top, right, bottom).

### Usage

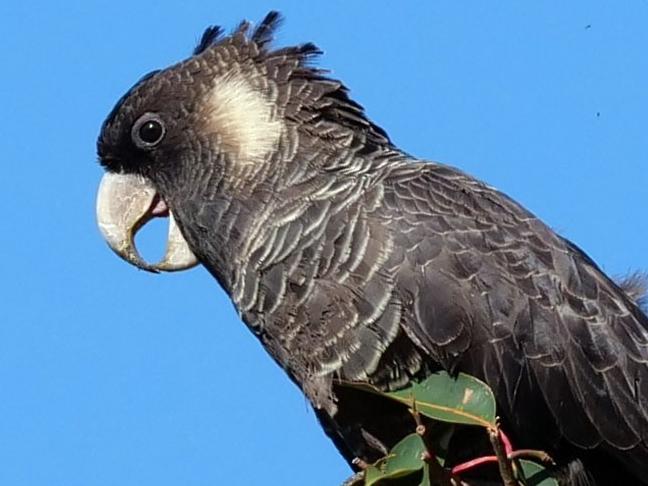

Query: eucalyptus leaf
364;434;426;485
342;372;496;428
418;463;431;486
515;459;558;486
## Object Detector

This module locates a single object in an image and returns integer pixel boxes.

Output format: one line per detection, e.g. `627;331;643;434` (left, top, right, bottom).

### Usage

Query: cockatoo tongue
150;194;170;217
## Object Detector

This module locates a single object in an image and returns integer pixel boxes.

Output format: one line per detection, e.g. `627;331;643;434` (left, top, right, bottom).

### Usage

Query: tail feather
617;271;648;310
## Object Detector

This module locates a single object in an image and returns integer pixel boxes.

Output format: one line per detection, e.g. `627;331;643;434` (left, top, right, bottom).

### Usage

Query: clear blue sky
1;2;647;485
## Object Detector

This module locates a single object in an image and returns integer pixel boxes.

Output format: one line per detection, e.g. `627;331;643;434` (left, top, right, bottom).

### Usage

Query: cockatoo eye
131;113;166;148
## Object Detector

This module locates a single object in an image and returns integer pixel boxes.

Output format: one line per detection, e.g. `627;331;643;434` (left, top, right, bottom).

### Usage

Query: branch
488;427;517;486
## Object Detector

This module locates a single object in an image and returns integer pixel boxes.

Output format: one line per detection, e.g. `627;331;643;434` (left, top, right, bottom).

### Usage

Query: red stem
451;455;499;475
498;429;514;457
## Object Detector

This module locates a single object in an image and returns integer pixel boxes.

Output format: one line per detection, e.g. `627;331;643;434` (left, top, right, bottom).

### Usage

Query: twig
340;471;364;486
410;407;456;486
487;427;517;486
352;457;370;470
451;456;498;475
508;449;554;464
498;428;514;456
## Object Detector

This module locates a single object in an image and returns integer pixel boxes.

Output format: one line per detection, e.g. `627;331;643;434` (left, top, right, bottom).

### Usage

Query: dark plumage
96;13;648;485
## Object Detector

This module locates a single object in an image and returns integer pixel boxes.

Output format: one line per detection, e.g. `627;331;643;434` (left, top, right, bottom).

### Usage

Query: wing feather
377;162;648;473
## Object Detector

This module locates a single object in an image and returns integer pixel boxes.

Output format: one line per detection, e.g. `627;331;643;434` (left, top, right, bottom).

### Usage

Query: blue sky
1;2;647;485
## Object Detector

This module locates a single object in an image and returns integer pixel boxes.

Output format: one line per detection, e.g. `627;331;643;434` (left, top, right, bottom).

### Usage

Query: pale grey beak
96;172;199;273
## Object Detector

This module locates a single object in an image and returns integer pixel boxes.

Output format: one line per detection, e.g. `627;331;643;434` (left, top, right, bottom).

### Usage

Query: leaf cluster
341;372;557;486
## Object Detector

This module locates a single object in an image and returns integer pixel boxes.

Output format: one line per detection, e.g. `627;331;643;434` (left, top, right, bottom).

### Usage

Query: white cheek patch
204;74;282;164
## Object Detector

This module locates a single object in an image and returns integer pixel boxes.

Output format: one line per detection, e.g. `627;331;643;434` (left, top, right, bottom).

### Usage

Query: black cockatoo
96;12;648;485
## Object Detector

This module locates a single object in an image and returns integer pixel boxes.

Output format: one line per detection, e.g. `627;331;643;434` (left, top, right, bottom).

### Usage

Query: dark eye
131;113;166;148
139;120;163;143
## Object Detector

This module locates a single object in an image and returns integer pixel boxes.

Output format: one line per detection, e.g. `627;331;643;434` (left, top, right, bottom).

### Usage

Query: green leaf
515;459;559;486
342;372;496;428
364;434;426;485
418;463;431;486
